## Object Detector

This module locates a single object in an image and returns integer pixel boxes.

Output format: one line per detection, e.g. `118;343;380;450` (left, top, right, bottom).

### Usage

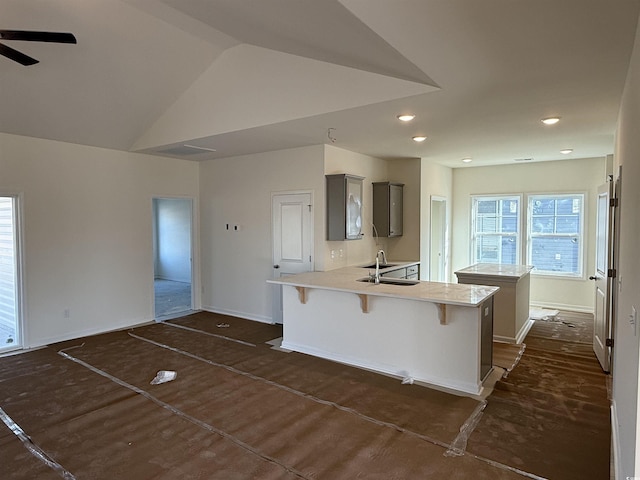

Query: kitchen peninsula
268;265;499;395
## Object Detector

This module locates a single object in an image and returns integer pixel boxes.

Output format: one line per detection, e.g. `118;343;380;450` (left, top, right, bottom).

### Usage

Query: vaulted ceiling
2;0;639;167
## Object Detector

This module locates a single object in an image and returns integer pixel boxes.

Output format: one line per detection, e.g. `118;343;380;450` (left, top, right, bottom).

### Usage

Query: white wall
154;198;192;283
199;145;325;323
612;12;640;477
451;157;606;311
0;133;199;348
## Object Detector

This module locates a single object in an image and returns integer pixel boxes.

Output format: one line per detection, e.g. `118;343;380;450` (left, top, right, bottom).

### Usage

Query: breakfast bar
269;266;499;395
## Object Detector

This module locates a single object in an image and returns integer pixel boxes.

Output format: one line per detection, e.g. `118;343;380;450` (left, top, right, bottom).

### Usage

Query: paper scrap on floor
150;370;177;385
529;307;560;320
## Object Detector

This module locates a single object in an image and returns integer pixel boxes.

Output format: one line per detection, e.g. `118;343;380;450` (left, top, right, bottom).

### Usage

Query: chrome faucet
377;249;387;265
374;257;380;284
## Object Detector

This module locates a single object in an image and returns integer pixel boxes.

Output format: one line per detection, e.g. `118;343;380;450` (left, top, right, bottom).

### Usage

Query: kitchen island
455;263;534;344
268;266;499;395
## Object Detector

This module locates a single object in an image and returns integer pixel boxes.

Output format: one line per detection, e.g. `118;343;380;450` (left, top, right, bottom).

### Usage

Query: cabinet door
326;174;364;240
381;267;406;279
345;176;363;240
389;184;403;237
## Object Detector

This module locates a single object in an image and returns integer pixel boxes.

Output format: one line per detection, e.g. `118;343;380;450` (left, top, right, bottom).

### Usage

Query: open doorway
153;197;193;319
0;195;22;353
430;196;448;282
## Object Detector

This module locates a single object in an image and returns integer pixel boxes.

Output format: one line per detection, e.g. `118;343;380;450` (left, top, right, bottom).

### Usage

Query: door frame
151;195;199;318
0;193;25;353
271;190;314;324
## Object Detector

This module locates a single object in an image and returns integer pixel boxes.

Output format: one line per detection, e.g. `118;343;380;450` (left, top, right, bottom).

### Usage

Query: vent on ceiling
159;144;216;156
514;157;534;162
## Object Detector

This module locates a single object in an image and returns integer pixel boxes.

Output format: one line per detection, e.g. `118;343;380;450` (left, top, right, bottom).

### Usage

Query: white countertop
268;264;499;307
454;263;534;280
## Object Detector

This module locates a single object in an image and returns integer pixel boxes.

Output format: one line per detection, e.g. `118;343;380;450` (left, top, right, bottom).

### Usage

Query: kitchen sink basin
360;263;398;269
357;277;419;286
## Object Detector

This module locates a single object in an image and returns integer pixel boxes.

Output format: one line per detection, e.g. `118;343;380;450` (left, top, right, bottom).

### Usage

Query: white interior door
272;192;313;323
592;181;616;372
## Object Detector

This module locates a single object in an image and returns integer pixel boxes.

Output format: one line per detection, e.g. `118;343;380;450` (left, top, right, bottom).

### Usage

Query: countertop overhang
268;265;499;308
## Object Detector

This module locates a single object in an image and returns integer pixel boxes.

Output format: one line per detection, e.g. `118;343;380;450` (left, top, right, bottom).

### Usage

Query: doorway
153;197;194;319
430;196;448;282
271;192;313;324
0;196;22;353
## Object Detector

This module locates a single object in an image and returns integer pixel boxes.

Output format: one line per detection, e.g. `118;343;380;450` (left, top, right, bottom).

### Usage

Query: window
528;194;584;277
471;196;520;265
470;193;586;278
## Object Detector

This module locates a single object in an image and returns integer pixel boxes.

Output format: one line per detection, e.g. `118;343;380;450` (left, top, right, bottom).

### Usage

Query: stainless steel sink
360;263;397;269
357;277;419;286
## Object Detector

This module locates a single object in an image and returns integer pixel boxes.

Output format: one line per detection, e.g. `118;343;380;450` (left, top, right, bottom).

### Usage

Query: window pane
531;237;580;274
532;199;555;214
477;200;497;214
531;215;554;233
555;215;580;233
478;216;497;233
556;198;576;214
476;235;517;264
500;236;518;263
501;216;517;232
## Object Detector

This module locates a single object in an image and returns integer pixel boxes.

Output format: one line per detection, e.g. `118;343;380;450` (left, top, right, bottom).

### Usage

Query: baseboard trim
530;301;593;314
201;306;273;324
281;340;482;396
516;318;535;344
29;317;155;350
611;400;621;480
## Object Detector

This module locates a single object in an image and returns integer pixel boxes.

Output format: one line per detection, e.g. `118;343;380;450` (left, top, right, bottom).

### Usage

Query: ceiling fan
0;30;77;66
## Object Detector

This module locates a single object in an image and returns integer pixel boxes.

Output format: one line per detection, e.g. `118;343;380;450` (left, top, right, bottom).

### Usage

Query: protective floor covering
0;313;610;480
467;311;610;480
0;312;528;480
492;343;526;377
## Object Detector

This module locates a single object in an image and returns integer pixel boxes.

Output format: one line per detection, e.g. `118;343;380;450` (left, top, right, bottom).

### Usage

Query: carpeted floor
0;310;610;479
154;279;192;318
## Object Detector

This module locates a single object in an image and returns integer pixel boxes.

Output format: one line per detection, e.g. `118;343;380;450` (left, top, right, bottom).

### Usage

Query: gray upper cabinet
326;174;364;241
373;182;403;237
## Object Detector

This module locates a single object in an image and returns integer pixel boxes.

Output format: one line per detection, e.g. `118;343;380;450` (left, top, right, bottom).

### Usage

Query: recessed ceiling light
412;135;427;142
462;157;473;163
397;114;415;122
541;117;560;125
560;148;573;155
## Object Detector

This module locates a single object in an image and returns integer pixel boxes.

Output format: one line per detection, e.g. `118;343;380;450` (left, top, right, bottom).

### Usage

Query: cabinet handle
274;265;280;269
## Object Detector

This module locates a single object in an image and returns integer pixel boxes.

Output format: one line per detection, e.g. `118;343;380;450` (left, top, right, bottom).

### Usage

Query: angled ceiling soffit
132;44;439;151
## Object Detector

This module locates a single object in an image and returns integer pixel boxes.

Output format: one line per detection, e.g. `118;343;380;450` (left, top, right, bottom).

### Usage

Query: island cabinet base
281;286;493;396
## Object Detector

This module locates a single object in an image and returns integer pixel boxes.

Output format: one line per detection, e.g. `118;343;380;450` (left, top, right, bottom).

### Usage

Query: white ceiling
1;0;639;168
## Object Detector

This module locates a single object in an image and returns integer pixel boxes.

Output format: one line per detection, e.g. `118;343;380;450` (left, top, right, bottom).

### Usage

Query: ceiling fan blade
0;42;38;65
0;30;76;44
